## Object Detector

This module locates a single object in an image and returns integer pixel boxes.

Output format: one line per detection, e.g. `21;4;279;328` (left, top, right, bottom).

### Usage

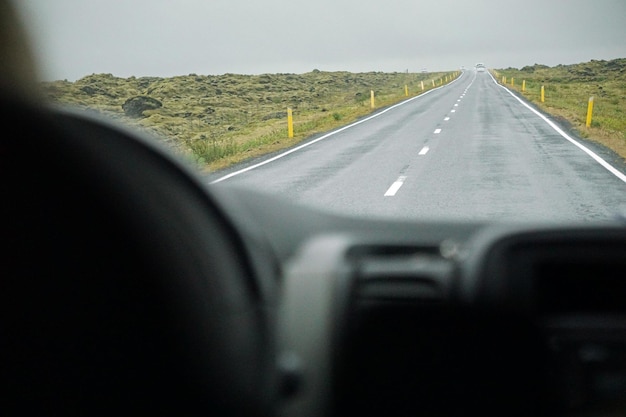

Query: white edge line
384;176;407;196
488;72;626;184
210;73;466;183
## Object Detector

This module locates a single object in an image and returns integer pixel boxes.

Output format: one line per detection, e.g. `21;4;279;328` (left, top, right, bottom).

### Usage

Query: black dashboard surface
211;184;626;417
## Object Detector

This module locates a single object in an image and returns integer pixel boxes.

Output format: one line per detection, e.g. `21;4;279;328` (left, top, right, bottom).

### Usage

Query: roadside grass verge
493;59;626;161
40;70;457;172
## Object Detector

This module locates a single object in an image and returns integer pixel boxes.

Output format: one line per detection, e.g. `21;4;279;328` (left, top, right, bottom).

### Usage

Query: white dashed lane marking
384;176;407;197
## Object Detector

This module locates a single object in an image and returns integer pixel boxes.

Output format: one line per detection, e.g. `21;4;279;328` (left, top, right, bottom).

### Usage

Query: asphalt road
208;70;626;222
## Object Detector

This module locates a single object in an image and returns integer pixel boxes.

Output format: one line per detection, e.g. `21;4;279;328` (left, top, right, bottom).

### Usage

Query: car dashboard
211;185;626;417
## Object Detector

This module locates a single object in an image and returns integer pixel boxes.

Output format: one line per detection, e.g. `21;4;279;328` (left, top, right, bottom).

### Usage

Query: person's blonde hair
0;0;40;101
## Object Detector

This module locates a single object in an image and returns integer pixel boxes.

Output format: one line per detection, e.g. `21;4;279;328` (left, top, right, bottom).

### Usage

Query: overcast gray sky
15;0;626;81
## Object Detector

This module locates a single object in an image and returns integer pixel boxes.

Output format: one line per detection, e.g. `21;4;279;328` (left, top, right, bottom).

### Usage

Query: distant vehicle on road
475;63;486;72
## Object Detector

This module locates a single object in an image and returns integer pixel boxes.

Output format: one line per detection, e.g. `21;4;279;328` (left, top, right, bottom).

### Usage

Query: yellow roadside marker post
586;97;594;127
287;108;294;138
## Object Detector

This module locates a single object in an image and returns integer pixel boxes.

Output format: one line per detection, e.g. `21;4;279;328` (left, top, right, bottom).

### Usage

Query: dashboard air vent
348;245;455;302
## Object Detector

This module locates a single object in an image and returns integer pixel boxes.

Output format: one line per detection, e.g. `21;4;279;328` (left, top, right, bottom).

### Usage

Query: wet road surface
208;71;626;222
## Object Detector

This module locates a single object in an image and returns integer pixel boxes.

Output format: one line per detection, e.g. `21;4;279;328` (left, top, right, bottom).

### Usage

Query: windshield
15;0;626;222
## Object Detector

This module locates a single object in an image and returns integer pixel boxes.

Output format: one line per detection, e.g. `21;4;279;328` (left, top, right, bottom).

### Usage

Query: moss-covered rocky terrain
495;58;626;161
41;70;451;171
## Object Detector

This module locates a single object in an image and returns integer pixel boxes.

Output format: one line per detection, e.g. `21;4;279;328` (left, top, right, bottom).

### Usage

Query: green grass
40;70;459;171
493;58;626;161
